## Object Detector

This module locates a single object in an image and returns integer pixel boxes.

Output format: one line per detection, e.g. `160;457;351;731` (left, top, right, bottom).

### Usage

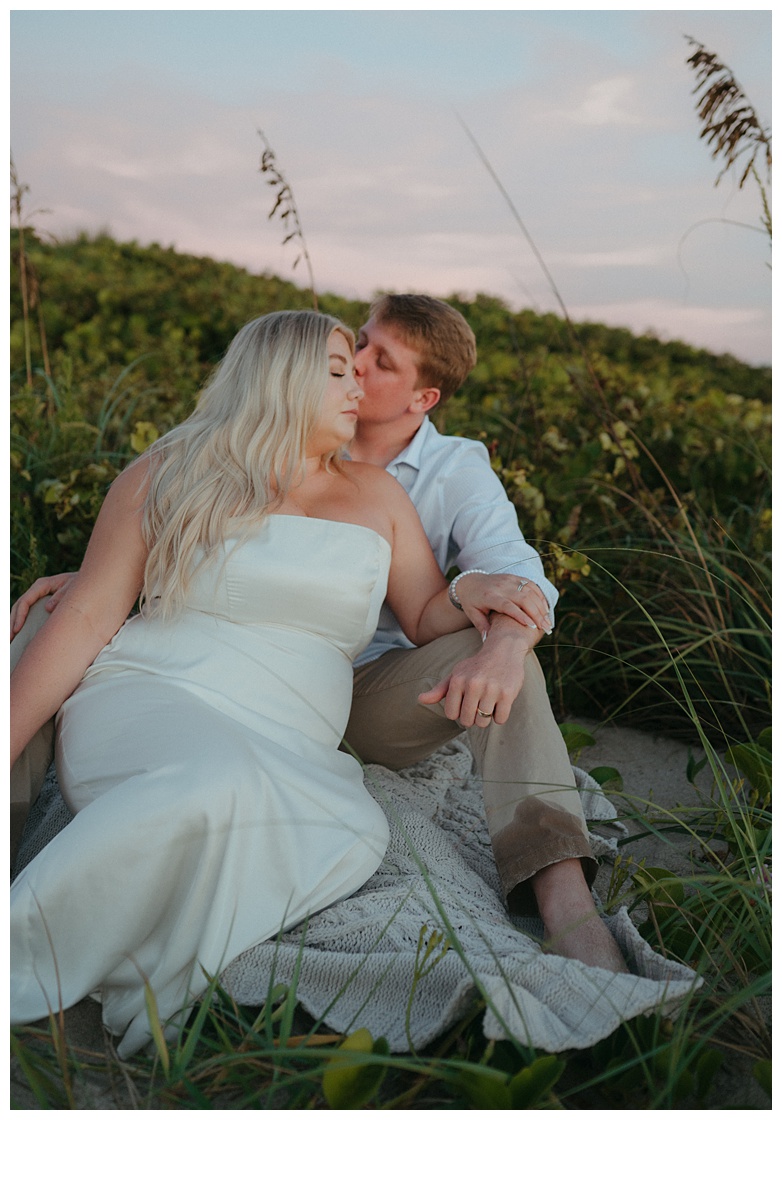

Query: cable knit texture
15;739;700;1053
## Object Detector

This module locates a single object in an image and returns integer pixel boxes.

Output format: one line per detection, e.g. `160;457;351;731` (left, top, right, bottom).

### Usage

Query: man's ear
411;386;440;414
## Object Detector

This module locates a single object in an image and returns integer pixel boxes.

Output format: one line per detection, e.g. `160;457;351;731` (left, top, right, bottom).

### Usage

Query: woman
10;311;535;1056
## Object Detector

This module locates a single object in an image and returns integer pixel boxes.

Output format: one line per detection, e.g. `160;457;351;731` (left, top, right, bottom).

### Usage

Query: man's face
354;317;426;425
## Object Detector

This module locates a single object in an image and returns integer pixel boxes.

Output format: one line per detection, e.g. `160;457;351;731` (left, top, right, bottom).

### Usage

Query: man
10;294;626;971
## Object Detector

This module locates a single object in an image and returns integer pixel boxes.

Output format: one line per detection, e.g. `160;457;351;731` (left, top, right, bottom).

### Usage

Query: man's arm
418;612;540;725
10;573;76;641
443;444;559;620
414;434;556;724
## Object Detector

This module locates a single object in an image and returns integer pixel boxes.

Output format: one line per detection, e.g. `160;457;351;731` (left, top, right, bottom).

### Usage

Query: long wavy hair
140;310;354;616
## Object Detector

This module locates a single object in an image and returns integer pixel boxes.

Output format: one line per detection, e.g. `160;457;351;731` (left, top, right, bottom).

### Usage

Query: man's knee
348;637;480;769
10;598;52;672
11;598;56;868
353;628;484;695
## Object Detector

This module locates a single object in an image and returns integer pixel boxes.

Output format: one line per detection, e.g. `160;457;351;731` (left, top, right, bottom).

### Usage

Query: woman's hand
377;469;555;647
452;571;552;638
10;573;77;641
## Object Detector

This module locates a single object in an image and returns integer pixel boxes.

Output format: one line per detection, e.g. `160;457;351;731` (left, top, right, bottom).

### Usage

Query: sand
10;721;771;1110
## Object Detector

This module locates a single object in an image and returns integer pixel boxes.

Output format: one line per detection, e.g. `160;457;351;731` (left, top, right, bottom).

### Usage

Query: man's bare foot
532;858;629;974
542;910;629;973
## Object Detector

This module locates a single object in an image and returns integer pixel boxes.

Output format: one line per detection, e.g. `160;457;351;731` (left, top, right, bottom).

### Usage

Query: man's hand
10;573;77;641
454;571;552;638
418;614;541;727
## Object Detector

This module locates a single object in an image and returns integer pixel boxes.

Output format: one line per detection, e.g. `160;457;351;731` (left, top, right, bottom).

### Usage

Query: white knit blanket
15;740;700;1053
221;740;701;1052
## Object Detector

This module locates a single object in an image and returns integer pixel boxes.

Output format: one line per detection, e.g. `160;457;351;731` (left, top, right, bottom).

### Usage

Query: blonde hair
140;310;354;616
369;294;477;403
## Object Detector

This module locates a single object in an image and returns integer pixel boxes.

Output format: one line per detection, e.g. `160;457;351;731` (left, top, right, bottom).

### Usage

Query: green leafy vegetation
10;230;771;1109
11;231;770;745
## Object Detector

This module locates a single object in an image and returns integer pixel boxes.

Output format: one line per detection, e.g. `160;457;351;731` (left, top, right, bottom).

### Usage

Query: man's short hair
369;294;477;404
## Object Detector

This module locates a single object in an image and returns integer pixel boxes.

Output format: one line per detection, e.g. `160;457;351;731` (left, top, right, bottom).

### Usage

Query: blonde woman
10;310;534;1056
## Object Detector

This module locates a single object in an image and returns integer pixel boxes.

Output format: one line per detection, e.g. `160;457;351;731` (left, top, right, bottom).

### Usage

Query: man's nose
353;346;367;375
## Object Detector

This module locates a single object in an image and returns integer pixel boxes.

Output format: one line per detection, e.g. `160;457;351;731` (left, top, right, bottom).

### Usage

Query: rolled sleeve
357;419;559;665
442;450;559;617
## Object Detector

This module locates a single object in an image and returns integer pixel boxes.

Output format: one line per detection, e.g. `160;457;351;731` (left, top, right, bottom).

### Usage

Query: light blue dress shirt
355;416;559;666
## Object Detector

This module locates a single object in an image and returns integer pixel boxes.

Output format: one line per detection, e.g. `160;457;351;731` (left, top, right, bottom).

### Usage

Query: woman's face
307;329;363;456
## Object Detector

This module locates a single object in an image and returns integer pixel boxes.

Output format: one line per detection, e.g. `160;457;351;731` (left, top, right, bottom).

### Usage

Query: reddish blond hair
369;294;477;403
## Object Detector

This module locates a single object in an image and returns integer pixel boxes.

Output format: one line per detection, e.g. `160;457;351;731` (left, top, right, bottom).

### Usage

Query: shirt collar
387;416;432;474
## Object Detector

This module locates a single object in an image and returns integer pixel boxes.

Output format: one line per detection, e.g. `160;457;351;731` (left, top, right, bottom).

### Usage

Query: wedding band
477;708;493;718
517;581;530;593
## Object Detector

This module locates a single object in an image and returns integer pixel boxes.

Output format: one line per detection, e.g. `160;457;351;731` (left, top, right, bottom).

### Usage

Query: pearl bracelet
448;569;488;611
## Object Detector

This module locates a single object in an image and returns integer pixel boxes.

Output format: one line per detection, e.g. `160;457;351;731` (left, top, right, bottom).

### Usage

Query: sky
9;4;774;365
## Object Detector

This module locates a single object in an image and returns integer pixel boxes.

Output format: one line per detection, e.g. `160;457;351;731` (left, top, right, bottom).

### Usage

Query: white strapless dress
10;516;392;1055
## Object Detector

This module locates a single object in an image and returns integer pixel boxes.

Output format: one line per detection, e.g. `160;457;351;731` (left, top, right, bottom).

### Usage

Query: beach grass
10;658;772;1110
9;135;771;1107
10;311;770;1107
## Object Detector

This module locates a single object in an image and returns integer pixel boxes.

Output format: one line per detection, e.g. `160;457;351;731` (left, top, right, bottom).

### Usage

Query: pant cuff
491;792;598;916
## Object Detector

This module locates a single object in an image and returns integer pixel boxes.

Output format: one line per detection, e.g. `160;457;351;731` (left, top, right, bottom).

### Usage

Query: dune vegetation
10;40;772;1102
10;225;770;1109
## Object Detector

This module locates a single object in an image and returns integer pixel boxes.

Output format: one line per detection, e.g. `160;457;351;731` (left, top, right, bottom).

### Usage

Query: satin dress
10;516;392;1056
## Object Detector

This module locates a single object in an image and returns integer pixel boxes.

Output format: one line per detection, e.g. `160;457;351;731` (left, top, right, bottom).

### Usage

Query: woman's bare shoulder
341;458;386;483
341;460;410;506
105;455;154;510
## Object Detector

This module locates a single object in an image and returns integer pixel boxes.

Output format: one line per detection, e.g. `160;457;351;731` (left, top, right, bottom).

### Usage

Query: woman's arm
382;474;542;645
10;572;77;640
10;459;150;767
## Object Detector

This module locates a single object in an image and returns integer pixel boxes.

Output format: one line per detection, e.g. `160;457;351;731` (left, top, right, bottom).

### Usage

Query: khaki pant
11;609;595;912
346;629;595;914
10;599;55;868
